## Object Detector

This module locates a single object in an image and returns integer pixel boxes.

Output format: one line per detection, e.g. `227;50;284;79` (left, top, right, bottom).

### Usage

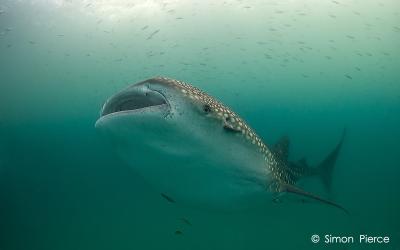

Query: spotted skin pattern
148;76;300;191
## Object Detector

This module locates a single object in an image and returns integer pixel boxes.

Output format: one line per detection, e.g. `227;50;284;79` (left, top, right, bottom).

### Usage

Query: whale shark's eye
203;104;212;113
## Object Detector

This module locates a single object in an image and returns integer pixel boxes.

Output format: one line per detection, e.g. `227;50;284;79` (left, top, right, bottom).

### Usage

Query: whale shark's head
95;76;264;151
96;77;246;134
95;77;270;208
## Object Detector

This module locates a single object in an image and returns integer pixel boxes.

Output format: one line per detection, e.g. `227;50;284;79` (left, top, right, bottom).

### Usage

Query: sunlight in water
27;0;180;20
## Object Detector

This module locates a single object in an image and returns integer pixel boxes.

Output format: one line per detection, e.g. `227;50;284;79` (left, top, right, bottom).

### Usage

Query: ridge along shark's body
96;77;347;213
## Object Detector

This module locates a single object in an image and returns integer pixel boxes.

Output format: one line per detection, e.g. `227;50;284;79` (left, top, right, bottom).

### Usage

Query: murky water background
0;0;399;249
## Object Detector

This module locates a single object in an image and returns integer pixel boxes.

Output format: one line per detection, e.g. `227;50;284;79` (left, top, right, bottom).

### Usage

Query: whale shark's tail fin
316;129;346;193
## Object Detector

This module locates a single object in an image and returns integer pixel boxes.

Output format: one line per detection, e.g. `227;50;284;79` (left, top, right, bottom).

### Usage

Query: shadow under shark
95;77;347;213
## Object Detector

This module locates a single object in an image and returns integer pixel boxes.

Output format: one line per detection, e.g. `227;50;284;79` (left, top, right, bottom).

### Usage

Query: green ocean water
0;0;399;249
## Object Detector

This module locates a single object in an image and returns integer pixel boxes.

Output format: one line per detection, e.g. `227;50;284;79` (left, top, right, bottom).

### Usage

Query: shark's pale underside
95;77;346;213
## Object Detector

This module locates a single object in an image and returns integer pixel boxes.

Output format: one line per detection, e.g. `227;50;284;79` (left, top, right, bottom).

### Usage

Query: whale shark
95;77;347;213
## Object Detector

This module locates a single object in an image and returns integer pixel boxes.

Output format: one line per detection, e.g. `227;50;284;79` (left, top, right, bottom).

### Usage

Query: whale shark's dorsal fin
272;136;290;164
279;183;349;214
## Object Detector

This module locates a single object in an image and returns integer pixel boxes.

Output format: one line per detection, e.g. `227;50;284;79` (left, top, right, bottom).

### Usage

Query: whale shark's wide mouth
99;88;168;119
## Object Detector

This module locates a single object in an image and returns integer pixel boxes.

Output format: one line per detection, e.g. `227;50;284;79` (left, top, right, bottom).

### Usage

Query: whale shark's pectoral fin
278;183;349;214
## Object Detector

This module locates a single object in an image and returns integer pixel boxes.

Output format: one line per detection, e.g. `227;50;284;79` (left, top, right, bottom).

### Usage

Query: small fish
345;74;352;80
146;29;160;40
264;53;272;59
161;193;175;203
175;230;183;235
141;25;149;30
